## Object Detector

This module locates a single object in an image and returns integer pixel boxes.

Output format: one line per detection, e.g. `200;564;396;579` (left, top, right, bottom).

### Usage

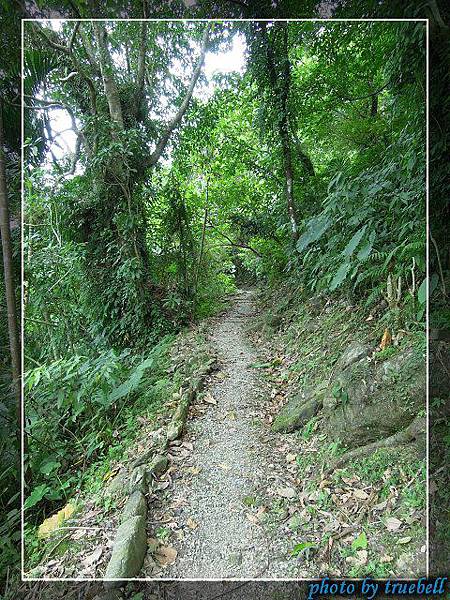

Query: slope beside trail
147;289;303;579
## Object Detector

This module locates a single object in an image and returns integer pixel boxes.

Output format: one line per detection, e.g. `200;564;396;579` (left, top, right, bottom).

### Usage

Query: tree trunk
0;99;21;414
260;22;299;242
93;22;124;130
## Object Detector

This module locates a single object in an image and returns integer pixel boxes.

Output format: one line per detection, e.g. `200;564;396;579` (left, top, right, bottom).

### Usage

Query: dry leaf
346;549;368;566
380;328;392;350
385;517;402;531
186;517;198;530
286;453;297;463
277;487;296;499
81;547;102;567
380;555;393;563
203;394;217;405
155;545;178;566
353;489;369;500
246;512;259;524
373;500;388;511
38;503;76;539
218;463;230;471
397;536;412;545
187;466;202;475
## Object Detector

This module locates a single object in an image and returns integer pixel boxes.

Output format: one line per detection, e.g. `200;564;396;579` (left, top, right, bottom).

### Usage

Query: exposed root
327;415;425;475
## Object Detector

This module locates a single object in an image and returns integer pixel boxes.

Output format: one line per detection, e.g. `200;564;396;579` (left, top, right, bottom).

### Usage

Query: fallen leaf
397;536;412;545
246;512;259;524
155;545;178;566
380;328;392;350
291;541;316;556
352;531;368;550
187;466;202;476
38;503;76;539
353;489;369;500
186;517;198;530
380;555;393;563
373;500;388;511
182;441;193;451
277;487;296;499
286;454;297;463
103;468;119;482
218;463;230;471
346;549;368;566
81;547;102;567
385;517;402;531
203;394;217;405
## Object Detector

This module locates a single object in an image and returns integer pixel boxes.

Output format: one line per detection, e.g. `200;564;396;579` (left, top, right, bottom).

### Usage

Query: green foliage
24;335;173;527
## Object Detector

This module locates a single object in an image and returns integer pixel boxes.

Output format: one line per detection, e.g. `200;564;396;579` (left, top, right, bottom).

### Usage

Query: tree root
326;415;425;475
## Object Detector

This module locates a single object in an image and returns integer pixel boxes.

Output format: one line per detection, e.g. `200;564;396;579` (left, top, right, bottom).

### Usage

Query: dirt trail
149;289;298;579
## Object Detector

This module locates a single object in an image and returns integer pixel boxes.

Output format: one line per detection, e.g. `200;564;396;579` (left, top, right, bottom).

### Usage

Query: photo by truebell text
307;577;448;599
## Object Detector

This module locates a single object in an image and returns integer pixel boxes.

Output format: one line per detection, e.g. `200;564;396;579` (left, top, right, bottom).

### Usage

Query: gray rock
106;470;128;497
272;390;322;433
129;465;147;494
335;341;371;372
104;516;147;588
325;345;425;447
121;491;146;523
148;454;169;476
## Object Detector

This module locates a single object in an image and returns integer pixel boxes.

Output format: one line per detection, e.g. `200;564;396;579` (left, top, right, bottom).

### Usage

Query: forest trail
149;289;296;579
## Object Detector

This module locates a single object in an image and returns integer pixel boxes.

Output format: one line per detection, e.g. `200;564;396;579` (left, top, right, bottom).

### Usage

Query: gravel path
150;289;296;579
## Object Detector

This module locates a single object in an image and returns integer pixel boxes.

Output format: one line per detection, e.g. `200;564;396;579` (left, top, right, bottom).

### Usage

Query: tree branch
207;220;262;258
339;82;389;103
147;23;211;167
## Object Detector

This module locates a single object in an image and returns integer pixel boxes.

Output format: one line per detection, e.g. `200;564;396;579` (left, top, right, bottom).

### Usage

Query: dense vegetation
1;2;448;592
22;18;426;546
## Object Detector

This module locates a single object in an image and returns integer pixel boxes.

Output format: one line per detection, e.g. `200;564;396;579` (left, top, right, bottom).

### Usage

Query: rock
272;390;322;433
106;471;128;497
325;345;425;447
335;341;371;372
129;465;147;494
121;491;146;523
167;421;183;442
148;454;169;476
167;393;191;441
104;516;147;588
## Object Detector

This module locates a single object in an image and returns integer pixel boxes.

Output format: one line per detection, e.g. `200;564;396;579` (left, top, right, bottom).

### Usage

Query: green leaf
329;262;351;291
291;541;316;556
296;215;332;252
24;484;49;510
39;460;60;475
352;531;368;550
417;278;427;305
357;231;375;261
342;225;367;257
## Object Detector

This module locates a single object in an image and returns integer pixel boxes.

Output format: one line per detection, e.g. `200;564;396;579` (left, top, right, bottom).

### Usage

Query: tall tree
0;99;20;404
